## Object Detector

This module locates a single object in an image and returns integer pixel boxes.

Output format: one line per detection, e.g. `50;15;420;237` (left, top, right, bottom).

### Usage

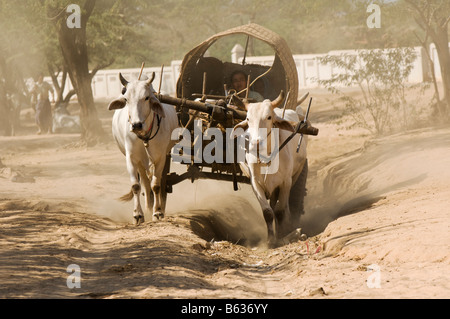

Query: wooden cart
155;23;318;220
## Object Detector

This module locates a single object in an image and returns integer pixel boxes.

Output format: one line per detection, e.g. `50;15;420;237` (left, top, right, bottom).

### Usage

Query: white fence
91;62;183;99
46;43;449;100
240;46;434;89
45;61;182;100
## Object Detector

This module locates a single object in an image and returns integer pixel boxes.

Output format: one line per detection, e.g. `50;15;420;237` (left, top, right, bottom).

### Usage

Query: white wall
44;60;182;101
430;43;450;81
43;43;449;100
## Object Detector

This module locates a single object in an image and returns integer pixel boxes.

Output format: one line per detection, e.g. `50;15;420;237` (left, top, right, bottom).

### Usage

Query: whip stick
296;97;312;153
138;62;145;80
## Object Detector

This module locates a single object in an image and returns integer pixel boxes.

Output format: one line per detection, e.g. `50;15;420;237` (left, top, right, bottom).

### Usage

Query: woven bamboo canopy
176;23;299;110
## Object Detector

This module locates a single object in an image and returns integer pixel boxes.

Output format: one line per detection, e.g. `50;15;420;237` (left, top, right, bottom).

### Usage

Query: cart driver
230;70;264;103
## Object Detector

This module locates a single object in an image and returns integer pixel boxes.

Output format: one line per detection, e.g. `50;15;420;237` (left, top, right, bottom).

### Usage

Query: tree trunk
52;0;104;145
48;63;67;106
406;0;450;119
434;29;450;117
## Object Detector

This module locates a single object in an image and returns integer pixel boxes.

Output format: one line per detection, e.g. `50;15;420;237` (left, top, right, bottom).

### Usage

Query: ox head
108;72;165;134
232;91;295;156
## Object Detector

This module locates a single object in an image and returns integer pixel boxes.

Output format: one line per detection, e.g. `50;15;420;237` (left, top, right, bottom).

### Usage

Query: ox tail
119;189;134;202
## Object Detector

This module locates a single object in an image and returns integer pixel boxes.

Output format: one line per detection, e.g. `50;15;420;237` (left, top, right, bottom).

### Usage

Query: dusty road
0;94;449;299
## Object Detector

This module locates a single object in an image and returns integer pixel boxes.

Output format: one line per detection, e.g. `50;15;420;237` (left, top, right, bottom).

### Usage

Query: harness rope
129;107;162;147
139;112;161;147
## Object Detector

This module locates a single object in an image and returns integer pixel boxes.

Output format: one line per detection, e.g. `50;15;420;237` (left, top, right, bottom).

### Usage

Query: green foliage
1;0;426;75
317;48;419;135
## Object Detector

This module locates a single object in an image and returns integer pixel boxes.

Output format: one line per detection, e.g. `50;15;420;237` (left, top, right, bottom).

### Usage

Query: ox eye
267;116;272;120
145;96;150;101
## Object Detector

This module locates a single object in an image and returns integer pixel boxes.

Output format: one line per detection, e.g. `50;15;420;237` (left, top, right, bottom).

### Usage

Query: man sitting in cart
230;70;264;103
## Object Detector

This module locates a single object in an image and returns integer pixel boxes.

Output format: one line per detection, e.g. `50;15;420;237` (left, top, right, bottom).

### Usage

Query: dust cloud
87;161;268;246
90;126;450;245
300;127;450;236
166;172;267;247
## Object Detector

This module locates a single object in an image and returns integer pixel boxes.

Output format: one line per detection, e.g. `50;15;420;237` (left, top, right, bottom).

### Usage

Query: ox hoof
152;212;164;221
133;215;145;226
267;233;280;249
267;238;281;249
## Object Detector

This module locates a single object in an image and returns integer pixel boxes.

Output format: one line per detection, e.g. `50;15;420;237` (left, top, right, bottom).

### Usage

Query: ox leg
251;177;276;246
274;182;292;239
139;165;153;217
263;208;276;246
131;183;145;225
289;159;308;229
126;156;145;225
151;159;166;221
275;182;292;238
270;187;279;210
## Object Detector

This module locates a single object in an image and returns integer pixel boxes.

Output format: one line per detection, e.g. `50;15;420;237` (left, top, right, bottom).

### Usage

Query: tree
44;0;103;145
36;5;77;109
1;0;445;138
317;48;418;135
0;0;42;135
405;0;450;119
42;0;149;144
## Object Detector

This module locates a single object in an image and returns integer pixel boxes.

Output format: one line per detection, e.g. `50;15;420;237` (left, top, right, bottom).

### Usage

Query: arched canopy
177;23;299;110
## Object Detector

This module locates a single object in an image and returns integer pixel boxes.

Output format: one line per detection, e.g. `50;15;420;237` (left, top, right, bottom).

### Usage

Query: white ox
233;93;308;245
108;73;178;225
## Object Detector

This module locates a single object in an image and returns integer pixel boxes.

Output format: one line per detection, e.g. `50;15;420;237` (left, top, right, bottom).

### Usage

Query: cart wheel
289;159;308;229
232;163;238;191
160;154;171;212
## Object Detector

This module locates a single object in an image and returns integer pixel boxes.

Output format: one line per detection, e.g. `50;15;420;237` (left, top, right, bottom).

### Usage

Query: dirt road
0;96;448;298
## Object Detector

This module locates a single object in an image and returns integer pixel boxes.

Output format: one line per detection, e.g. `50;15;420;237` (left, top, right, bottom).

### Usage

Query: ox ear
150;95;165;118
108;96;127;110
273;115;295;133
232;119;249;135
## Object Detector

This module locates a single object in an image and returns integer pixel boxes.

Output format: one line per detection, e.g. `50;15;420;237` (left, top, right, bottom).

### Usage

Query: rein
139;113;161;147
256;126;273;164
245;125;274;165
256;120;307;164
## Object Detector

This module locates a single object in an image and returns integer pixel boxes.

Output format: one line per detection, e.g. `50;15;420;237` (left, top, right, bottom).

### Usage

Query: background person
31;74;54;134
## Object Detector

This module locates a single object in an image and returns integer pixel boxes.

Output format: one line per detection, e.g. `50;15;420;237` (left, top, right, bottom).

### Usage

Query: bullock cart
153;23;319;224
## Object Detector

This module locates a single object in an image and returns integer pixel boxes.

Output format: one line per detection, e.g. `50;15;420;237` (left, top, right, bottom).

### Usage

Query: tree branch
407;0;439;40
47;62;61;93
83;0;96;19
89;58;115;79
442;15;450;28
406;0;429;26
63;89;77;103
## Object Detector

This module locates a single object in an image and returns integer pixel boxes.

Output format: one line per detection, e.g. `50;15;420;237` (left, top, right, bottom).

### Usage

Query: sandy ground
0;91;449;299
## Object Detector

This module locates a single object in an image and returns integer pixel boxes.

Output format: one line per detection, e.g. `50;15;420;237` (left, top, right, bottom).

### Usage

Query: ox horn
271;90;285;108
297;92;309;106
146;72;156;86
119;73;128;87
